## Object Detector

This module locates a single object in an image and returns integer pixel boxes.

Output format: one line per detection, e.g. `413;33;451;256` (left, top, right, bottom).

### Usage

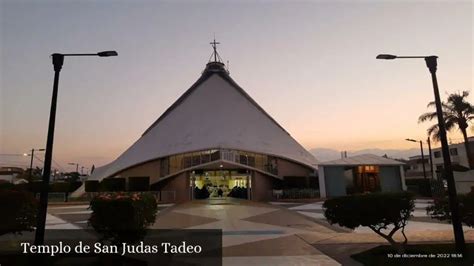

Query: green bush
0;190;38;235
50;182;70;193
194;185;210;199
69;181;82;192
49;181;82;194
323;192;414;254
88;192;158;244
128;177;150;192
228;186;247;199
85;180;100;192
0;182;15;190
281;188;319;199
405;179;432;197
100;178;126;192
28;181;44;193
426;193;474;227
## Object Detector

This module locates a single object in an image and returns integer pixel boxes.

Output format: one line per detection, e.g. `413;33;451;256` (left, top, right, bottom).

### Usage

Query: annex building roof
318;154;404;166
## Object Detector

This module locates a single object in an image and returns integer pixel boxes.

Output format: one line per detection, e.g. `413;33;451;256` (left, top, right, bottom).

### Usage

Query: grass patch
351;243;474;266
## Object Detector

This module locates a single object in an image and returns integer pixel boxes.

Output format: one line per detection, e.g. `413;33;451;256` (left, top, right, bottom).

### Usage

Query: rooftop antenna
226;60;230;73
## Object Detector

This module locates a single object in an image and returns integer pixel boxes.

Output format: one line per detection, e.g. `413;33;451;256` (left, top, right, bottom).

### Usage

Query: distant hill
310;147;423;162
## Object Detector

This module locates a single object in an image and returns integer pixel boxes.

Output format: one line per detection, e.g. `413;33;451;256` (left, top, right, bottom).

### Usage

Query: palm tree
418;90;474;169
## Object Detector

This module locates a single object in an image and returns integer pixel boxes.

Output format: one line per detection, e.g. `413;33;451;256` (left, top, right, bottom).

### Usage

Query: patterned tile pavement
34;198;474;265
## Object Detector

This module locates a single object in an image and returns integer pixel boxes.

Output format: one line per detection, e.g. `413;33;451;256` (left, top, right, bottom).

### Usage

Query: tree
418;90;474;169
427;192;474;227
323;193;414;254
17;167;42;182
64;172;80;182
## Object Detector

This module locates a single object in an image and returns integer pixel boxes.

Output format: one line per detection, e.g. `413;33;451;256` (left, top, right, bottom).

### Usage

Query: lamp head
97;51;118;57
376;54;397;60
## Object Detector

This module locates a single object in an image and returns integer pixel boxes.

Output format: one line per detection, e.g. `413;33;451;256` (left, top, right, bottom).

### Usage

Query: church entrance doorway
191;169;251;200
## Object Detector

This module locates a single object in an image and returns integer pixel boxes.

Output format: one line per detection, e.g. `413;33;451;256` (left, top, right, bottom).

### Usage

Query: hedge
89;192;158;244
29;181;44;193
194;186;210;199
228;186;247;199
0;181;82;193
0;190;38;235
280;188;319;199
127;177;150;192
85;180;100;192
405;178;432;197
100;178;126;192
0;182;15;191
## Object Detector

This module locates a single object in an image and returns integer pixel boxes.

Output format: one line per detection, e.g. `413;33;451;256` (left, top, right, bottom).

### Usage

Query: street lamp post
69;162;79;173
427;137;435;179
25;148;45;180
377;54;465;252
406;138;427;179
35;50;117;245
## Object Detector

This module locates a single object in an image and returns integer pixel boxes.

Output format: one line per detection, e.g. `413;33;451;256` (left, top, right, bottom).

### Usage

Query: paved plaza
41;198;474;265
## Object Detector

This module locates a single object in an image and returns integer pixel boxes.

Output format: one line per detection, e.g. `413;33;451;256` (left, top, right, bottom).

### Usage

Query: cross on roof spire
209;37;223;63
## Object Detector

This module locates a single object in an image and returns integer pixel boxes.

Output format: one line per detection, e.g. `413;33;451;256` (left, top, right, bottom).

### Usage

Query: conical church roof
89;61;317;181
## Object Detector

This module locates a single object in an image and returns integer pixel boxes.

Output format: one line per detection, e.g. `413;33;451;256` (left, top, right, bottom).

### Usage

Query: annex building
80;45;318;202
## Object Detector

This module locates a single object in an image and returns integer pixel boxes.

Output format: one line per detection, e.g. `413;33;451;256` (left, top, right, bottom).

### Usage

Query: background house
318;154;406;198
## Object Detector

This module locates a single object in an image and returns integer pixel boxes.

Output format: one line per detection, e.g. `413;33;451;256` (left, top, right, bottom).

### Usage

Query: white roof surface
88;63;317;181
318;154;404;166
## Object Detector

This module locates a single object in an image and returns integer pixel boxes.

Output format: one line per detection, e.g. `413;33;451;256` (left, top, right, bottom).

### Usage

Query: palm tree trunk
461;128;474;169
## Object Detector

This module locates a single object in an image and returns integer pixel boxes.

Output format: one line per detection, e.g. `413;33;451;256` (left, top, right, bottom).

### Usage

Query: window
434;151;441;158
450;148;458;156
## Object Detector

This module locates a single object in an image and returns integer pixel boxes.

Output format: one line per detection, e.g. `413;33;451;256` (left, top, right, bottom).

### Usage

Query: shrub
85;180;100;192
50;182;71;193
426;193;474;227
0;182;15;190
0;190;38;235
280;188;319;199
228;186;247;199
100;178;126;192
28;181;44;193
69;181;82;192
323;192;414;254
128;177;150;192
89;192;158;244
405;179;432;197
194;185;210;199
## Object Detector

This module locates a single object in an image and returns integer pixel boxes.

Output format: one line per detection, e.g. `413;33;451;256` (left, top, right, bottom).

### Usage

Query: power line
51;157;66;172
33;154;44;165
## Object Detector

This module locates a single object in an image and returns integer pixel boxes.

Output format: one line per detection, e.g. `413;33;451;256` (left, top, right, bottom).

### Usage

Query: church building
79;42;318;202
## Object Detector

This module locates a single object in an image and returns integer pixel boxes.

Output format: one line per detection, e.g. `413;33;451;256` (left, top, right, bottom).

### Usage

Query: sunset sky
1;0;472;172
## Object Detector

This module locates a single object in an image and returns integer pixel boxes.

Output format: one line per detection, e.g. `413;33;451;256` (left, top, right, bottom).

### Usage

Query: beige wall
155;172;190;203
454;170;474;194
111;156;314;202
251;171;274;201
277;158;313;177
115;160;161;184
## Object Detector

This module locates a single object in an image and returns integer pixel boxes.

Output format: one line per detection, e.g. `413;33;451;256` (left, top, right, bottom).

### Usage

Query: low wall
454;170;474;194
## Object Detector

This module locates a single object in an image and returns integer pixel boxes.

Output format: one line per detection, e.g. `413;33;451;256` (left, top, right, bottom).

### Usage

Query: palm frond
427;124;441;143
418;112;438;123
